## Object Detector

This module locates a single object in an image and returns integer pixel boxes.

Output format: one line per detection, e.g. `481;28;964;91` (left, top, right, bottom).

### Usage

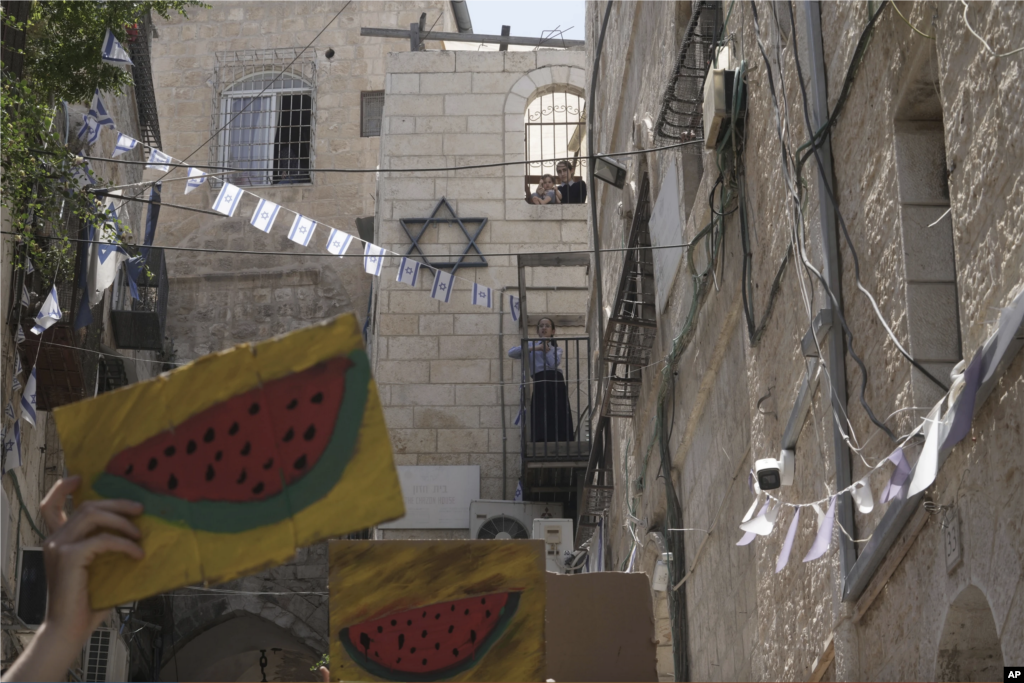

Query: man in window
556;160;587;204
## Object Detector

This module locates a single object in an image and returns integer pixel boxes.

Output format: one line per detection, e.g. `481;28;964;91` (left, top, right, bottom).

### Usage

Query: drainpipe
803;1;856;584
448;1;473;33
499;289;508;499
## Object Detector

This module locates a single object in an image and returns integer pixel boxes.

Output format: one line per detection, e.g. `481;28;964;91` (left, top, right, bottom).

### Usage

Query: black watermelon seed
410;646;416;654
215;450;223;461
422;659;427;666
164;445;176;457
294;454;307;470
448;625;454;634
249;402;260;415
125;464;133;475
464;609;469;615
396;658;401;664
168;474;178;490
435;613;440;620
252;482;264;495
485;610;491;618
186;439;197;454
407;620;412;626
421;630;427;638
377;626;383;634
237;469;247;484
422;611;426;618
241;442;251;456
148;457;158;471
311;391;323;404
287;398;298;410
391;620;397;626
282;427;294;442
470;630;477;644
398;634;405;649
359;632;371;651
203;427;215;443
453;648;459;657
228;422;239;436
303;424;316;441
481;598;486;604
206;464;215;481
450;605;455;611
434;643;440;650
263;458;274;470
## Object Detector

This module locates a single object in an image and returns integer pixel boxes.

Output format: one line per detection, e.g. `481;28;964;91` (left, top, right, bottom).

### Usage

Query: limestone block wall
373;48;590;531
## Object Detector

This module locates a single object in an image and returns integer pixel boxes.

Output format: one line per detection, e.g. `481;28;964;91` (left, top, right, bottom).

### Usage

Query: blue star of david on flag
250;198;281;233
364;243;386;276
430;269;455;304
112;133;139;158
514;479;523;502
146;148;172;172
4;402;14;421
326;229;354;257
77;114;100;146
288;214;317;247
101;28;134;66
24;258;34;275
3;422;22;471
30;286;62;335
471;282;492;309
509;294;521;322
88;88;116;129
396;257;421;287
212;182;243;216
20;367;37;427
184;167;208;195
14;325;25;344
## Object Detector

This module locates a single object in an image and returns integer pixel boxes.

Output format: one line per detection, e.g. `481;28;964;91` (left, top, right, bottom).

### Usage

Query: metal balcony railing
127;11;162;149
110;247;168;351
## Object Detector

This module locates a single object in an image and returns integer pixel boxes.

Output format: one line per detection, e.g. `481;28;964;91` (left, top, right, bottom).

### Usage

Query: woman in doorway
508;317;574;443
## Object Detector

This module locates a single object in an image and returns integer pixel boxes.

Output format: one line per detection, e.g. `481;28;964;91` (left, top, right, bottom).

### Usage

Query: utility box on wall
533;518;574;573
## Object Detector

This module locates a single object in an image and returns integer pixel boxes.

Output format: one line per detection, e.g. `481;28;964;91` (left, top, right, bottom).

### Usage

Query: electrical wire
958;0;1024;57
889;0;934;39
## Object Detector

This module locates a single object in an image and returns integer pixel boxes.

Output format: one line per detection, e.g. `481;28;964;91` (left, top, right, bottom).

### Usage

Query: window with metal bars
524;91;587;201
361;90;385;137
217;72;313;186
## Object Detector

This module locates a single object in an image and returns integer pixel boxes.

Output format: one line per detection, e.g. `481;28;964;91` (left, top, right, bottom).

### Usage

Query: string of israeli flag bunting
729;291;1024;575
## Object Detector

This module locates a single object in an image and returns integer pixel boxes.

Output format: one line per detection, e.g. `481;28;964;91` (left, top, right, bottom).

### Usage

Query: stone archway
160;614;321;682
935;585;1003;682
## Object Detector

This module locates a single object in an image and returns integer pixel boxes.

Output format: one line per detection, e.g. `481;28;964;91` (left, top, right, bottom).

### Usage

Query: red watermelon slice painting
329;540;546;682
54;314;404;609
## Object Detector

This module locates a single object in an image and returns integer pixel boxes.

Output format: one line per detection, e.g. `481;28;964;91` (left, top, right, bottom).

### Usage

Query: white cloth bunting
739;498;779;536
736;500;769;546
146;148;172;172
472;282;492;308
101;28;134;66
907;403;944;499
250;198;280;233
431;269;455;303
850;476;874;514
326;229;354;257
509;294;521;322
396;257;420;286
88;88;116;129
184;167;208;194
363;243;385;276
775;507;801;573
212;183;243;216
287;214;317;247
21;368;37;427
21;284;31;308
112;133;139;158
24;259;33;275
802;497;835;562
31;285;62;335
3;422;22;471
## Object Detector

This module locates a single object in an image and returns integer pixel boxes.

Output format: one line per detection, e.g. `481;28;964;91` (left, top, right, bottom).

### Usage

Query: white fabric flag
363;243;385;276
30;285;62;335
20;368;37;427
146;148;172;172
396;257;420;286
77;114;100;146
850;476;875;514
514;480;523;502
24;259;34;275
326;229;354;257
431;269;455;303
775;507;801;573
101;28;134;66
14;326;25;344
88;88;116;129
3;422;22;471
250;198;280;233
184;167;208;194
4;402;15;421
112;133;139;158
73;162;99;188
509;294;521;322
739;498;780;536
908;403;944;498
88;226;128;307
212;183;243;216
472;282;492;309
12;355;22;391
20;284;31;308
287;214;317;247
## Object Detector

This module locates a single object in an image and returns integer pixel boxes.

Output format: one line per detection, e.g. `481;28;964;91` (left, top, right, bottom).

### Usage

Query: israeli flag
431;269;455;303
514;480;523;502
326;229;354;256
20;368;37;427
184;167;208;195
513;406;523;426
396;257;421;286
77;114;100;146
212;182;243;216
20;284;31;308
472;282;492;309
30;286;62;335
14;326;25;344
24;258;33;275
73;162;99;188
12;371;21;393
88;88;116;129
288;214;317;246
363;243;386;276
4;402;14;421
87;223;128;307
3;422;22;471
13;355;23;391
112;133;139;158
146;148;172;172
250;198;280;233
509;294;521;322
101;28;134;66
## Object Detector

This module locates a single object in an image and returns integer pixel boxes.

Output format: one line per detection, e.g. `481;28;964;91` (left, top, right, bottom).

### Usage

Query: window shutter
361;91;385;137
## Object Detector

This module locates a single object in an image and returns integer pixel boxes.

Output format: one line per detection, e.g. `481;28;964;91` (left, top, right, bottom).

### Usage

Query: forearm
6;623;81;682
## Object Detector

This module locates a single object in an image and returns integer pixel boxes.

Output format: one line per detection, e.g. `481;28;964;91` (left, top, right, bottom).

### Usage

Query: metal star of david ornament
399;197;487;275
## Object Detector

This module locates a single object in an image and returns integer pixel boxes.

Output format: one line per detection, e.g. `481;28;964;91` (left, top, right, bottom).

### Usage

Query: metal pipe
499;289;508;499
359;27;584;48
448;0;474;34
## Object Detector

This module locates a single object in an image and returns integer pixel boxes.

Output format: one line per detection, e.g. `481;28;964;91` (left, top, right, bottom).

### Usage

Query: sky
464;1;585;41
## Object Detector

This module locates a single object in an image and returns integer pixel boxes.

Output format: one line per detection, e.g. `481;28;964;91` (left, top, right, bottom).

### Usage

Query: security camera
754;449;795;490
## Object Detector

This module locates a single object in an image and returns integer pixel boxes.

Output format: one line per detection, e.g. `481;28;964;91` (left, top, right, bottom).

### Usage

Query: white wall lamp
593;154;627;189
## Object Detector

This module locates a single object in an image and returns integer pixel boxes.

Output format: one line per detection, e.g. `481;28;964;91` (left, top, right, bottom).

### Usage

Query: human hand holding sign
5;476;144;683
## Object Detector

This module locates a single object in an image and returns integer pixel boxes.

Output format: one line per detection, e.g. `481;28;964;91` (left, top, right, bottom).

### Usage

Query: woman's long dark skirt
530;369;574;442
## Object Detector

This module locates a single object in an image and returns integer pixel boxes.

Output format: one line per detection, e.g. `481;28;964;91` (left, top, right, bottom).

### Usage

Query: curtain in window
226;96;274;186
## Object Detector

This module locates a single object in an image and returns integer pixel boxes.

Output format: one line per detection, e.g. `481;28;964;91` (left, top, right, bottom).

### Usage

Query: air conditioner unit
469;500;563;541
703;61;746;149
83;627;129;682
532;518;574;573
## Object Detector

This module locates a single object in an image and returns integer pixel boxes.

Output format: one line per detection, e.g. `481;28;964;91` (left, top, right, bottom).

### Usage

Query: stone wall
588;1;1023;681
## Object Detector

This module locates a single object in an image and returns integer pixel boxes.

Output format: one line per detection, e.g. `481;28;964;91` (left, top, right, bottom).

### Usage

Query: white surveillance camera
755;449;795;490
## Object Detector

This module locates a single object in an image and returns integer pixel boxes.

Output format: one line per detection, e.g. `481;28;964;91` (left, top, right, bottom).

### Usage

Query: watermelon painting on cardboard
329;540;546;682
54;313;404;609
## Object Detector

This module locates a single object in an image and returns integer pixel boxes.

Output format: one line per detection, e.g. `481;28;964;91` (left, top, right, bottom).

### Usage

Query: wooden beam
806;634;834;682
360;27;585;48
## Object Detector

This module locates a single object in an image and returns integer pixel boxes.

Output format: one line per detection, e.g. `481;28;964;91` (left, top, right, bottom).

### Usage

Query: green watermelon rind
92;349;371;533
339;591;522;682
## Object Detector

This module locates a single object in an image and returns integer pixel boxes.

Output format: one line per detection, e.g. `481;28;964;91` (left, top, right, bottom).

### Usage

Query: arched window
218;72;313;187
524;91;587;202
